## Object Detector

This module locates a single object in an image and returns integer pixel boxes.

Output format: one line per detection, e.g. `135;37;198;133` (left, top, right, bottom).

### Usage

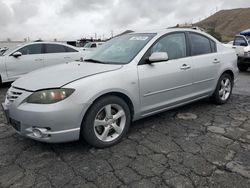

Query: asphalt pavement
0;71;250;188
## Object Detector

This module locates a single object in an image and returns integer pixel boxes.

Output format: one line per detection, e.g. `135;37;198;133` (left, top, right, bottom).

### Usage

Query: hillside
195;8;250;41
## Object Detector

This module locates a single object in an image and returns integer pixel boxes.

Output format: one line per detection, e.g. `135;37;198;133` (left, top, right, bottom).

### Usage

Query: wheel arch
222;69;234;84
81;91;135;129
94;92;135;119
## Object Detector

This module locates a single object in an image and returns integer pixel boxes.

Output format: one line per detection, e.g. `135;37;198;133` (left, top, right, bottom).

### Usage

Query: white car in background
231;35;250;71
81;42;104;51
0;42;83;84
0;47;8;56
232;35;250;55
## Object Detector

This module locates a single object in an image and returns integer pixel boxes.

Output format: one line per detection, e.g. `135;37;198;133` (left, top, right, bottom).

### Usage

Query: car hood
12;62;122;91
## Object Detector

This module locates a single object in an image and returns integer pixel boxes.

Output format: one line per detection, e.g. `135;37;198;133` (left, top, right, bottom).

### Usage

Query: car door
138;32;194;115
43;43;79;67
187;32;221;96
6;43;44;80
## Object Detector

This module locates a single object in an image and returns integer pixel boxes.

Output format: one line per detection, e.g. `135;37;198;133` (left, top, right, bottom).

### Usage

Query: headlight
27;88;75;104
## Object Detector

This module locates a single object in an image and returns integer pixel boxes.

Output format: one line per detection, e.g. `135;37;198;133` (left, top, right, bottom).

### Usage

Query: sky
0;0;250;41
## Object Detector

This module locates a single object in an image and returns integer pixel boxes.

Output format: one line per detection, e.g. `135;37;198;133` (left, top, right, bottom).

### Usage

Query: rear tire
211;73;233;105
81;96;131;148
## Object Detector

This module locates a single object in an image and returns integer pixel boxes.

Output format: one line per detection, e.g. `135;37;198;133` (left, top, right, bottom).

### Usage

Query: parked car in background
81;42;104;51
232;35;250;54
232;34;250;71
0;47;8;56
0;42;83;84
223;41;233;48
2;29;238;148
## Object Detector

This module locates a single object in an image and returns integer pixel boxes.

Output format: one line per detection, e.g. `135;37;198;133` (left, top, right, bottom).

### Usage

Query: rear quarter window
210;40;217;53
65;46;78;52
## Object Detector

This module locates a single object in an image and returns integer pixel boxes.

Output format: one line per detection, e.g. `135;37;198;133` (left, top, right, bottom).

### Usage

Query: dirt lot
0;72;250;188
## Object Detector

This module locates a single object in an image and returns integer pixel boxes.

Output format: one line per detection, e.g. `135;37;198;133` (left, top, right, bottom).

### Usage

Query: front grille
7;87;23;103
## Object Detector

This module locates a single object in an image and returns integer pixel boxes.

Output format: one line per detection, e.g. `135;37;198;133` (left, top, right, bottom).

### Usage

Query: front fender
65;66;141;120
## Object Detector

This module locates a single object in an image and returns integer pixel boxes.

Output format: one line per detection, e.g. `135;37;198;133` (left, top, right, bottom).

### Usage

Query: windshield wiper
84;58;107;64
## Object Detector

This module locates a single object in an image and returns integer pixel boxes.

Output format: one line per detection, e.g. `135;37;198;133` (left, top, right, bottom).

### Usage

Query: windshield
85;33;156;64
84;43;92;48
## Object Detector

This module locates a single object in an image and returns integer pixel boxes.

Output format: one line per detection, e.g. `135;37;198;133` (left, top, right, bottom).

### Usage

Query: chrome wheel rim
219;78;231;101
94;104;126;142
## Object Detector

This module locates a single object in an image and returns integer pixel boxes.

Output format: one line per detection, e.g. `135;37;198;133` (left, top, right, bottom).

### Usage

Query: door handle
64;57;71;59
180;64;191;70
213;59;220;64
35;59;43;61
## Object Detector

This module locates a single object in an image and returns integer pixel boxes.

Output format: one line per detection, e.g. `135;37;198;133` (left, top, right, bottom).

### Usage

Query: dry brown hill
195;8;250;41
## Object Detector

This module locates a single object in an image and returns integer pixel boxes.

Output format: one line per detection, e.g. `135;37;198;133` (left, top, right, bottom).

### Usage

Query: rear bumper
238;55;250;65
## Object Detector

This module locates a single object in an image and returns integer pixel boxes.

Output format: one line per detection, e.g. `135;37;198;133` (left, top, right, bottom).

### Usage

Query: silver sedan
2;28;238;148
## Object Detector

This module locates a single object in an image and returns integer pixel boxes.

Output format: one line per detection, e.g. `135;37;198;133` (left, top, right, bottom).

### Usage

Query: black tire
238;65;248;72
211;73;233;105
0;76;2;87
81;95;131;148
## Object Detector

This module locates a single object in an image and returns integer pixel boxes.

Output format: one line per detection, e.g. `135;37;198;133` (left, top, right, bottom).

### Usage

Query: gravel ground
0;72;250;188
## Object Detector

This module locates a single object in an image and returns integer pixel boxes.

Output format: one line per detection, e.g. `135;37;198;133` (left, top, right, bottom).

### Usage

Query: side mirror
148;52;168;63
12;51;22;58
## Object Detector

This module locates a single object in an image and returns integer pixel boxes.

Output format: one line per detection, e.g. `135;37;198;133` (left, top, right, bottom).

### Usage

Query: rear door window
189;33;212;56
45;44;67;53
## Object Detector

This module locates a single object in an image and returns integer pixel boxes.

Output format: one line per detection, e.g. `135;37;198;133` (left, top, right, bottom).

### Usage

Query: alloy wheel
219;78;231;101
94;104;126;142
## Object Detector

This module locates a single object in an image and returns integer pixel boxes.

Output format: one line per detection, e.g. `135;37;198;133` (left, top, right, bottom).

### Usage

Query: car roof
26;41;69;45
131;28;218;42
3;41;79;55
19;41;79;50
133;28;205;35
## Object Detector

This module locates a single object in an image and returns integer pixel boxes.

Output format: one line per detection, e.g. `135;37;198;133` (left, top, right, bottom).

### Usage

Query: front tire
81;96;131;148
212;73;233;105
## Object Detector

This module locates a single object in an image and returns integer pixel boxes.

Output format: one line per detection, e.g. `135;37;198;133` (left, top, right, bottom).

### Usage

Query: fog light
32;128;49;138
33;129;43;138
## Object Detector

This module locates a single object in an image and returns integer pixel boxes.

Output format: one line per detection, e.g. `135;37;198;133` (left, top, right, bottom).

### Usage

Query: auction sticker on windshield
129;36;149;41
